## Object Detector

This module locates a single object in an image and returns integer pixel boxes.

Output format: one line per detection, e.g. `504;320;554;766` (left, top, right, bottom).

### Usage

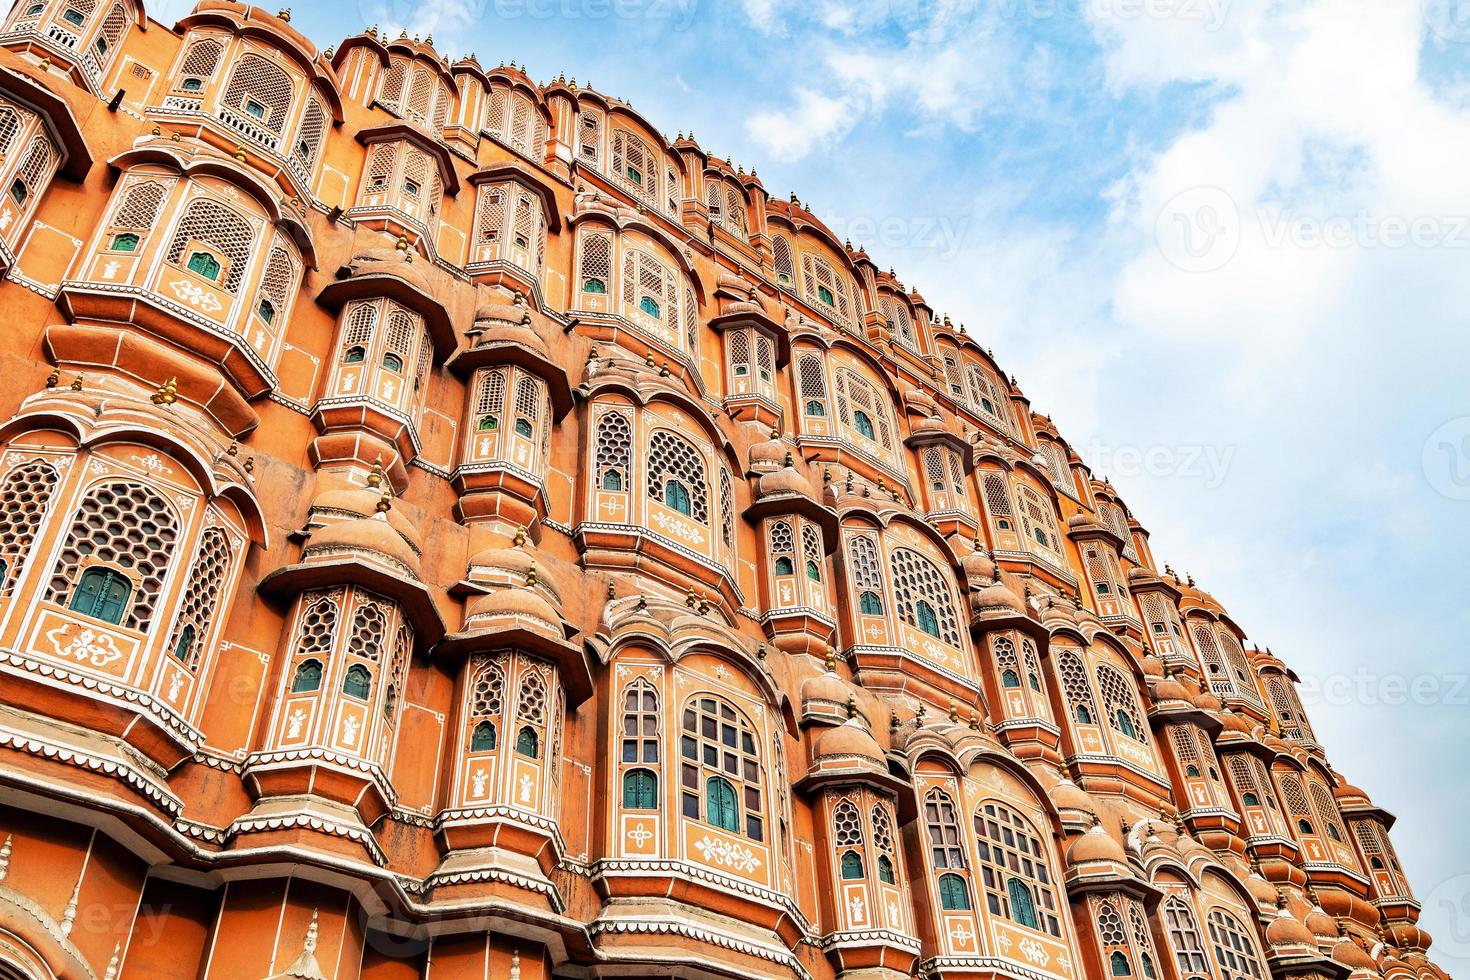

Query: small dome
905;388;939;416
974;580;1025;615
1333;780;1372;807
1304;901;1337;940
815;718;886;764
801;668;852;709
309;487;422;555
465;585;562;636
1140;654;1164;678
911;414;947;437
1066;821;1127;867
757;465;814;500
346;244;434;295
1050;778;1097;816
749;431;786;472
961;544;996;585
1192;689;1224;712
1151;674;1190;703
1331;936;1378;973
1243;866;1278;907
1265;905;1317;949
1039;597;1077;626
305;514;420;577
1217;709;1254;734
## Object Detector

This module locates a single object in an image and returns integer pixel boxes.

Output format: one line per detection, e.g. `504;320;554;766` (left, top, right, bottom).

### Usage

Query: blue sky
205;0;1470;962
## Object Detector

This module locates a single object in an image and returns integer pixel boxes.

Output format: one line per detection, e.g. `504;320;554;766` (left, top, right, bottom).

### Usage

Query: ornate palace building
0;3;1445;979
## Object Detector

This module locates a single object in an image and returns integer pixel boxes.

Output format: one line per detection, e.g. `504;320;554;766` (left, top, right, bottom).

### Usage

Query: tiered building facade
0;3;1446;979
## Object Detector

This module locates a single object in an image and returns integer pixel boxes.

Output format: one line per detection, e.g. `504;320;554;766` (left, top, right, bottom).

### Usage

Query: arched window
1111;951;1132;976
621;678;660;764
1164;898;1210;978
221;54;295;133
847;533;885;614
594;410;633;499
798;353;829;418
889;548;961;647
834;368;894;452
833;798;864;879
773;235;795;285
1084;669;1131;733
647;430;708;524
1022;638;1046;694
1057;651;1101;733
873;804;899;883
974;802;1062;936
924;789;966;869
166;199;254;293
0;460;58;596
770;520;795;579
623;767;658;809
166;526;233;670
578;229;611;297
705;775;738;831
514;668;547;759
1206;909;1265;980
664;479;691;515
70;567;131;624
291;658;323;693
774;556;794;576
187;251;221;280
800;253;855;327
342;663;372;699
46;482;178;632
680;695;764;840
938;873;971;910
470;720;496;751
109;232;139;252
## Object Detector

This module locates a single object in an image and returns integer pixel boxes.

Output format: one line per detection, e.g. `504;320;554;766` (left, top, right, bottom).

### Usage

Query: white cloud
745;89;855;162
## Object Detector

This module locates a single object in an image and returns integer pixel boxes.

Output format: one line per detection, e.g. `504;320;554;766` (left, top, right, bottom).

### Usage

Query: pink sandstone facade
0;3;1447;979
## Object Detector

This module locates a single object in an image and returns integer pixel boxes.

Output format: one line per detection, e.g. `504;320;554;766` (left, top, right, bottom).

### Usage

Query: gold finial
513;526;527;548
44;367;58;389
697;594;709;615
756;643;766;660
645;351;657;368
915;701;927;720
607;581;616;600
685;588;698;609
659;361;670;377
151;377;177;405
969;710;980;731
226;440;239;456
367;456;384;489
276;7;290;21
70;374;83;391
948;701;959;723
784;450;793;467
635;593;647;612
526;562;538;587
396;234;410;252
890;710;900;732
243;456;255;474
324;46;334;59
375;491;392;513
845;695;857;719
235;145;248;163
824;650;837;674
